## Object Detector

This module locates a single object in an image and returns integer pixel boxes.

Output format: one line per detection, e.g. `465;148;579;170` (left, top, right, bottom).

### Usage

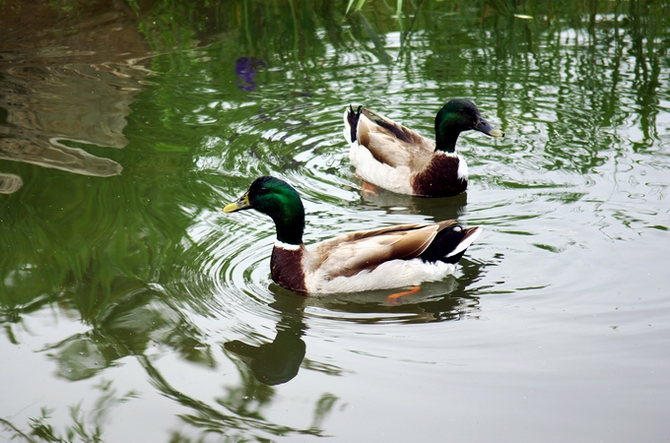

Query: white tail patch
343;109;354;144
446;227;482;258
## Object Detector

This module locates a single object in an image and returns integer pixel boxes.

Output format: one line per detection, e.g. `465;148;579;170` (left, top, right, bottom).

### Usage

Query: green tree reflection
1;0;668;441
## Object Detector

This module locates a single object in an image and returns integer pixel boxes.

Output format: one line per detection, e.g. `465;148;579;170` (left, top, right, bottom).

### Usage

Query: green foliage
345;0;366;16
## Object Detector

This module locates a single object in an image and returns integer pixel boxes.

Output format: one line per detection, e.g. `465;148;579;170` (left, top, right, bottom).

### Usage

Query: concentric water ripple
183;75;507;326
151;7;669;332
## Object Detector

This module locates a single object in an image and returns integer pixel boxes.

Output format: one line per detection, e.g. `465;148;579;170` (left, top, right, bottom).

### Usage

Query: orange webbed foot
386;286;421;305
361;180;380;197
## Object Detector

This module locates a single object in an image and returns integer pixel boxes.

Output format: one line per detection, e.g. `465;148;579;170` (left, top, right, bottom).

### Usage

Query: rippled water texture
1;1;669;442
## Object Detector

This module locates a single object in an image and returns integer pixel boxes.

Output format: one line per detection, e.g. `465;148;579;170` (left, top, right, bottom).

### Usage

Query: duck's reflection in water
225;253;493;385
225;292;308;386
354;179;469;222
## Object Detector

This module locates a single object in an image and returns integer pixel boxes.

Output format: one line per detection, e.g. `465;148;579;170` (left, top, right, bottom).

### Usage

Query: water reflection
1;0;668;441
0;172;22;194
235;57;266;92
3;283;328;441
46;284;213;381
0;0;151;193
224;256;490;387
138;354;328;441
356;182;469;222
0;50;149;188
0;379;136;442
225;293;307;386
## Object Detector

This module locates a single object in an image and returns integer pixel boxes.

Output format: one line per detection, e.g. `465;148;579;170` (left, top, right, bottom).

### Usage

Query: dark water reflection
225;292;308;386
0;3;152;192
0;52;144;177
1;0;669;442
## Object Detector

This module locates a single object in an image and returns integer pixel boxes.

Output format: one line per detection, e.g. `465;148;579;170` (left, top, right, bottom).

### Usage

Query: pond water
1;1;669;442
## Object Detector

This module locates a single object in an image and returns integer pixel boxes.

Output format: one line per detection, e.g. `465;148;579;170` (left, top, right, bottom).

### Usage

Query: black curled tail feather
347;105;363;143
419;224;477;264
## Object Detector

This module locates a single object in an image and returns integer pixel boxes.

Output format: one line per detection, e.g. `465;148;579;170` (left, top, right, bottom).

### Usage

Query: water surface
1;1;669;442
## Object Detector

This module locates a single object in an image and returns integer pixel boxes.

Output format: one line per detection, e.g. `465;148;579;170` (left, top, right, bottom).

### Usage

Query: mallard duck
343;99;504;197
223;176;481;294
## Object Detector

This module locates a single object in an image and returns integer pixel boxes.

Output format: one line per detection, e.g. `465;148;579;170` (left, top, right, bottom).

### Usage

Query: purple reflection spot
235;57;266;91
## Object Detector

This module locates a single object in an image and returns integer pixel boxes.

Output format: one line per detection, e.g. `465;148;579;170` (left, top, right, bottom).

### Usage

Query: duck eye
453;225;462;232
